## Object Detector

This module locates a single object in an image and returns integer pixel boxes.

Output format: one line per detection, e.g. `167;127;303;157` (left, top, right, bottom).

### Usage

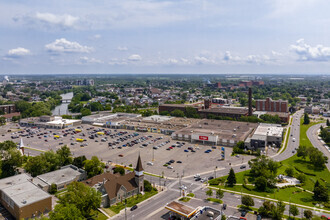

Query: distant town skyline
1;0;330;74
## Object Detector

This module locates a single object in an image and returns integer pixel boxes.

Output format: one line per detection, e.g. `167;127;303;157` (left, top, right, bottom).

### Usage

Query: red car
118;154;124;157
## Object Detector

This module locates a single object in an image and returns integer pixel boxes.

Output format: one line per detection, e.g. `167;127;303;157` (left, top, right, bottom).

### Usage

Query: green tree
216;188;224;199
304;210;313;219
0;140;17;150
25;155;48;177
43;151;61;172
56;146;72;166
83;156;104;178
72;155;87;168
303;113;310;124
0;148;22;178
206;189;213;197
285;167;295;177
0;117;6;125
49;204;84;220
272;201;285;220
327;119;330;126
58;182;101;218
313;180;329;202
80;108;91;116
289;205;299;219
258;201;275;217
113;166;125;175
255;176;267;191
241;195;254;207
297;173;306;184
170;109;185;117
144;180;153;192
49;183;57;194
309;147;327;169
297;145;308;160
226;168;236;187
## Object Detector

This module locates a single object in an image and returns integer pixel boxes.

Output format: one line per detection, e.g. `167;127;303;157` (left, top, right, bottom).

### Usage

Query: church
83;155;144;207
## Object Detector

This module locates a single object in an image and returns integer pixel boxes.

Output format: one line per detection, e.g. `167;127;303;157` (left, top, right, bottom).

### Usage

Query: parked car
240;165;246;169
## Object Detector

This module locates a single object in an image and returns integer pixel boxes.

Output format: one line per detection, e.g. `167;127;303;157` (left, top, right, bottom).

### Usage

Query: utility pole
125;199;127;220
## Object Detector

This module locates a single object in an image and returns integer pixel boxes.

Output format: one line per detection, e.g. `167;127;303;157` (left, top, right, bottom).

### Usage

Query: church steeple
135;154;144;172
134;154;144;193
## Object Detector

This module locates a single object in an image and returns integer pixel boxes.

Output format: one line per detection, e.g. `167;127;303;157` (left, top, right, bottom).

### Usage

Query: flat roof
254;123;283;137
165;201;198;218
35;166;83;186
0;174;51;208
174;119;257;141
199;107;248;114
47;119;81;125
160;104;200;108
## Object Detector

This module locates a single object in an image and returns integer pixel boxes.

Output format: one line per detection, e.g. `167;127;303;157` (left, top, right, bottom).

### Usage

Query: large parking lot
1;123;256;178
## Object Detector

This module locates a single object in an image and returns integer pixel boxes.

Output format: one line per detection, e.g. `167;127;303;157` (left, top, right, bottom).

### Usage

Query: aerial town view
0;1;330;220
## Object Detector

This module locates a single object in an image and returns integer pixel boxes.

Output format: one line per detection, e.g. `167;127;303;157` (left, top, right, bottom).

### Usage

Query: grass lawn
179;197;191;202
90;210;108;220
300;118;324;147
210;155;330;209
187;193;195;197
206;198;223;204
108;189;158;214
101;208;117;217
282;127;291;152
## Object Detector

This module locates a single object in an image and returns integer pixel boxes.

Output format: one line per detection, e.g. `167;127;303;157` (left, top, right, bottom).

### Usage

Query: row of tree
297;145;328;169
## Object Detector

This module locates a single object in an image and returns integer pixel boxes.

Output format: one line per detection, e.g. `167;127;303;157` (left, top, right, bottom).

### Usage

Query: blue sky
1;0;330;74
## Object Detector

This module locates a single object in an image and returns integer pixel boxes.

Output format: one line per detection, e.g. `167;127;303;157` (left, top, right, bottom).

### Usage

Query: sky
1;0;330;74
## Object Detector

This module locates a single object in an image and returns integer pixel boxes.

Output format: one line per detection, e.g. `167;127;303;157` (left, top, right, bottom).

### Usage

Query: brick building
0;174;52;220
0;104;16;114
256;98;288;113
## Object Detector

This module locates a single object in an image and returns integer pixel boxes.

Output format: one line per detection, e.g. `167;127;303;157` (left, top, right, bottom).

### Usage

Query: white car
194;174;200;178
167;166;173;169
147;162;154;166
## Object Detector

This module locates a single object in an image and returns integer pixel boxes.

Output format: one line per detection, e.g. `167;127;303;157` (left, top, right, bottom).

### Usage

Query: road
306;122;330;170
109;110;329;219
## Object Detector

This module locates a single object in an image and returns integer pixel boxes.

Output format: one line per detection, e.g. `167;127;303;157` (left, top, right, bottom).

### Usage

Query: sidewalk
208;186;330;214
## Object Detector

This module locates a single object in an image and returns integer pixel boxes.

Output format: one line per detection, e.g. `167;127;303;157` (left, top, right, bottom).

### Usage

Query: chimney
248;87;252;116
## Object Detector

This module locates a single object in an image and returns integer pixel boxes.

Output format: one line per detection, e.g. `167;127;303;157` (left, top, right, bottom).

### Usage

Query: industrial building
171;119;258;147
256;98;288;113
253;111;290;124
33;165;86;192
158;104;202;114
198;107;249;119
0;174;52;220
245;123;284;150
19;115;81;129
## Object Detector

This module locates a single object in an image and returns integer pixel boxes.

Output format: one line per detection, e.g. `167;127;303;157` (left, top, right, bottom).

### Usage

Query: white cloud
246;55;270;64
222;51;242;62
194;56;214;65
35;12;79;27
117;46;128;51
45;38;93;53
290;39;330;61
78;56;103;64
128;54;142;61
7;47;31;57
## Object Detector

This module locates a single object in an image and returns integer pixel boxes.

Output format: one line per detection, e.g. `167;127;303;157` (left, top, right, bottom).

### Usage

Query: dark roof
199;107;248;115
83;171;138;200
136;155;144;172
160;104;199;108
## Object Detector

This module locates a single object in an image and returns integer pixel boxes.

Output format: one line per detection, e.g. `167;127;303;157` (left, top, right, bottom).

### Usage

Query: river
52;92;73;116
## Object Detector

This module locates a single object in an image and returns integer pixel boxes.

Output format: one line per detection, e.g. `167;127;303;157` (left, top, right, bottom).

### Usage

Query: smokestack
248;88;252;116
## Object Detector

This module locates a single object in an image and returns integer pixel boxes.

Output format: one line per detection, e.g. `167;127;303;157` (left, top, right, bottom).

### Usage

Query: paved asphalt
306;122;330;170
110;110;329;220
